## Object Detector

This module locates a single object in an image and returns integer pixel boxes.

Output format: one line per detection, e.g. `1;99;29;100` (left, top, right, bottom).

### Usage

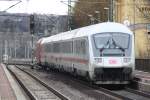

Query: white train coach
35;22;135;84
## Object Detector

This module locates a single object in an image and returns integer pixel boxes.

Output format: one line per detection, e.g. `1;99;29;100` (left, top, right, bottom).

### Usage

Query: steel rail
125;87;150;98
7;66;36;100
10;65;69;100
16;64;150;100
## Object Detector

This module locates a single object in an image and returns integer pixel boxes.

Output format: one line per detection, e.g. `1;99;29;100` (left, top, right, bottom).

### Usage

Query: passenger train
35;22;135;84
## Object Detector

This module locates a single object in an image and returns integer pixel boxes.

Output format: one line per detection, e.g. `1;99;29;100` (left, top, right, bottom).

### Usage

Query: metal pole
134;0;135;33
68;0;71;30
5;40;7;57
27;43;29;59
108;9;110;22
110;0;113;22
4;40;8;64
1;42;2;62
31;34;34;68
14;40;16;58
104;7;109;21
30;14;34;68
25;45;26;58
95;11;100;23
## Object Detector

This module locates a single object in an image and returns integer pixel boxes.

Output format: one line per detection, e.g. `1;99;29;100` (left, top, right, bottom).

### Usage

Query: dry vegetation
73;0;109;28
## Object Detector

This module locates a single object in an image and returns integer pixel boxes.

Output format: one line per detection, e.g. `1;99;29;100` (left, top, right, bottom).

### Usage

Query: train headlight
123;58;131;63
94;58;102;63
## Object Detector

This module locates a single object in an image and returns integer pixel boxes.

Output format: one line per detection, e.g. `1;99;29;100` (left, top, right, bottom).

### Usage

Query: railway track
7;65;69;100
71;75;150;100
129;79;150;96
110;88;150;100
10;65;150;100
12;65;118;100
125;87;150;98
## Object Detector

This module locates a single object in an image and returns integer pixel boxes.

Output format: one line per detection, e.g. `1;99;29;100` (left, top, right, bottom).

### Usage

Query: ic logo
109;59;117;64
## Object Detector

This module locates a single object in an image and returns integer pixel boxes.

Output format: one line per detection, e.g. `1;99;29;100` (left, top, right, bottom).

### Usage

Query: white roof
41;22;133;44
37;38;44;44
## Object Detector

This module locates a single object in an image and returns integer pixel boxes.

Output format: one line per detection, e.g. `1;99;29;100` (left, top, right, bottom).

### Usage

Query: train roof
37;38;43;44
41;22;133;44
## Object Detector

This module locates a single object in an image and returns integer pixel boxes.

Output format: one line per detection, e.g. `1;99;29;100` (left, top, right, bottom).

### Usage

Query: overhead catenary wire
2;0;22;12
60;1;102;23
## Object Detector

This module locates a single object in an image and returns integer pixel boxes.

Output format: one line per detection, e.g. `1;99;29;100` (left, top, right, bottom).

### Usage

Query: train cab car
90;24;134;84
35;22;135;84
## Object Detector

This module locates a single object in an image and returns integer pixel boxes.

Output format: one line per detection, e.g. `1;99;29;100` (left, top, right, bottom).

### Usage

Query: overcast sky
0;0;68;15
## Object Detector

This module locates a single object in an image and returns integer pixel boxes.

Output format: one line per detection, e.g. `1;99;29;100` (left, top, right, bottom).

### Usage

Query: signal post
30;14;35;69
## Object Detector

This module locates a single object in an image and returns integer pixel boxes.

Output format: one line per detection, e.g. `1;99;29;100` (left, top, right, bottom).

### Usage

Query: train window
43;44;46;52
47;43;52;53
112;34;129;49
44;44;48;52
45;44;47;52
61;42;65;53
53;42;60;53
44;43;52;53
92;33;131;57
94;34;110;48
74;39;87;56
81;40;86;55
93;33;129;49
61;41;72;54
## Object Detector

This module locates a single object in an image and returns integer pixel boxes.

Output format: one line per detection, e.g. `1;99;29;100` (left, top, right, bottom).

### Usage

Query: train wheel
86;72;94;85
86;72;91;81
60;65;64;72
42;65;47;70
73;68;77;77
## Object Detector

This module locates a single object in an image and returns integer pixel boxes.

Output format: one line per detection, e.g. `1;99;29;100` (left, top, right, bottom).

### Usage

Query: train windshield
93;33;130;49
92;33;131;57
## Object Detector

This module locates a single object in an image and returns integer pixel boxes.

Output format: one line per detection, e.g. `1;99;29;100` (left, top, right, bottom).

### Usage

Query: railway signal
30;14;35;34
30;14;35;69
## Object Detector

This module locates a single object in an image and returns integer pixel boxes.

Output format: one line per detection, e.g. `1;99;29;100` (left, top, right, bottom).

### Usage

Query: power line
2;0;22;12
0;0;20;1
60;1;102;23
61;1;108;4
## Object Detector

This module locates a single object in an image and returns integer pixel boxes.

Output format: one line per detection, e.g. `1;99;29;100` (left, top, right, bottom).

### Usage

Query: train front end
90;23;135;84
